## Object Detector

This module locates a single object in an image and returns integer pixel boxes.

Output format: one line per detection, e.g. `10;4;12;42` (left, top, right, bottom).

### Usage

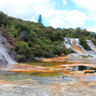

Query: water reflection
70;65;96;71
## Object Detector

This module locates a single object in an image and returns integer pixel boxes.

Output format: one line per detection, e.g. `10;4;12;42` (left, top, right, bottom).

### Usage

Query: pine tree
38;15;42;24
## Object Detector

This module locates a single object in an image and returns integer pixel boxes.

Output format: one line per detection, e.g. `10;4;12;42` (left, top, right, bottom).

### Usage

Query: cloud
64;10;88;27
72;0;96;10
63;0;67;4
72;0;96;32
86;25;96;32
71;0;96;21
0;0;91;31
48;9;87;28
0;0;51;18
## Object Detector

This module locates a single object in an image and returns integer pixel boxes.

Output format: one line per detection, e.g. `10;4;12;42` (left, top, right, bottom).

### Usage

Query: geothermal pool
0;57;96;96
0;56;96;82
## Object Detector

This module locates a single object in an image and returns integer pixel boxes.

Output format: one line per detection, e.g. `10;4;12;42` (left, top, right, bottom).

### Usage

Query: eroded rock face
0;28;17;65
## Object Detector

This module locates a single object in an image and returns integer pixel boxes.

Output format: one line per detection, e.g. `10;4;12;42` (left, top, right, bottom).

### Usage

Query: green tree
79;37;91;50
38;15;42;24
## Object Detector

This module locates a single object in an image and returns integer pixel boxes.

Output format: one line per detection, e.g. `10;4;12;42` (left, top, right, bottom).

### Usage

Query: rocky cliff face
0;28;17;65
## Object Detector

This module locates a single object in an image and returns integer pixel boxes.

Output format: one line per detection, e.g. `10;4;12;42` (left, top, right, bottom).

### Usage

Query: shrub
15;41;33;62
79;37;91;50
1;12;96;63
0;12;9;26
92;39;96;46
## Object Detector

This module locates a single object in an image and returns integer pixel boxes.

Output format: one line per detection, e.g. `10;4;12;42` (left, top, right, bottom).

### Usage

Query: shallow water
70;65;96;71
0;58;96;82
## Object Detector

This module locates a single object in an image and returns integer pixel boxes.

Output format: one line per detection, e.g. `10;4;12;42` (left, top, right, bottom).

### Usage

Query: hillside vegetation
79;37;91;51
0;12;96;62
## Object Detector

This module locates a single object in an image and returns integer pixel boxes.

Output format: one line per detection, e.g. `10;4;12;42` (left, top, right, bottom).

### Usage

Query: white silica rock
0;29;17;65
64;37;96;58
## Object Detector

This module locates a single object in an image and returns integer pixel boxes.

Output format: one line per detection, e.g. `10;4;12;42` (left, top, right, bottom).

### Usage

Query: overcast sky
0;0;96;32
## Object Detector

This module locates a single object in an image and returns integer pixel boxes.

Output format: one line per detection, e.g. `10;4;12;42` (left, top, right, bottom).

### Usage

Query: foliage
0;12;9;27
15;41;33;62
38;14;42;24
0;12;96;62
92;39;96;46
79;37;91;50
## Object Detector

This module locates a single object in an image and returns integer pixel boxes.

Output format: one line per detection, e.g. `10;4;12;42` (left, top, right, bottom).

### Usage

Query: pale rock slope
64;38;96;59
0;28;17;65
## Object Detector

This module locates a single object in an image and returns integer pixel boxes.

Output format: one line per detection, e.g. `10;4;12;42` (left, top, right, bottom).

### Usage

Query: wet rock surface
0;56;96;96
0;79;51;96
0;79;96;96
